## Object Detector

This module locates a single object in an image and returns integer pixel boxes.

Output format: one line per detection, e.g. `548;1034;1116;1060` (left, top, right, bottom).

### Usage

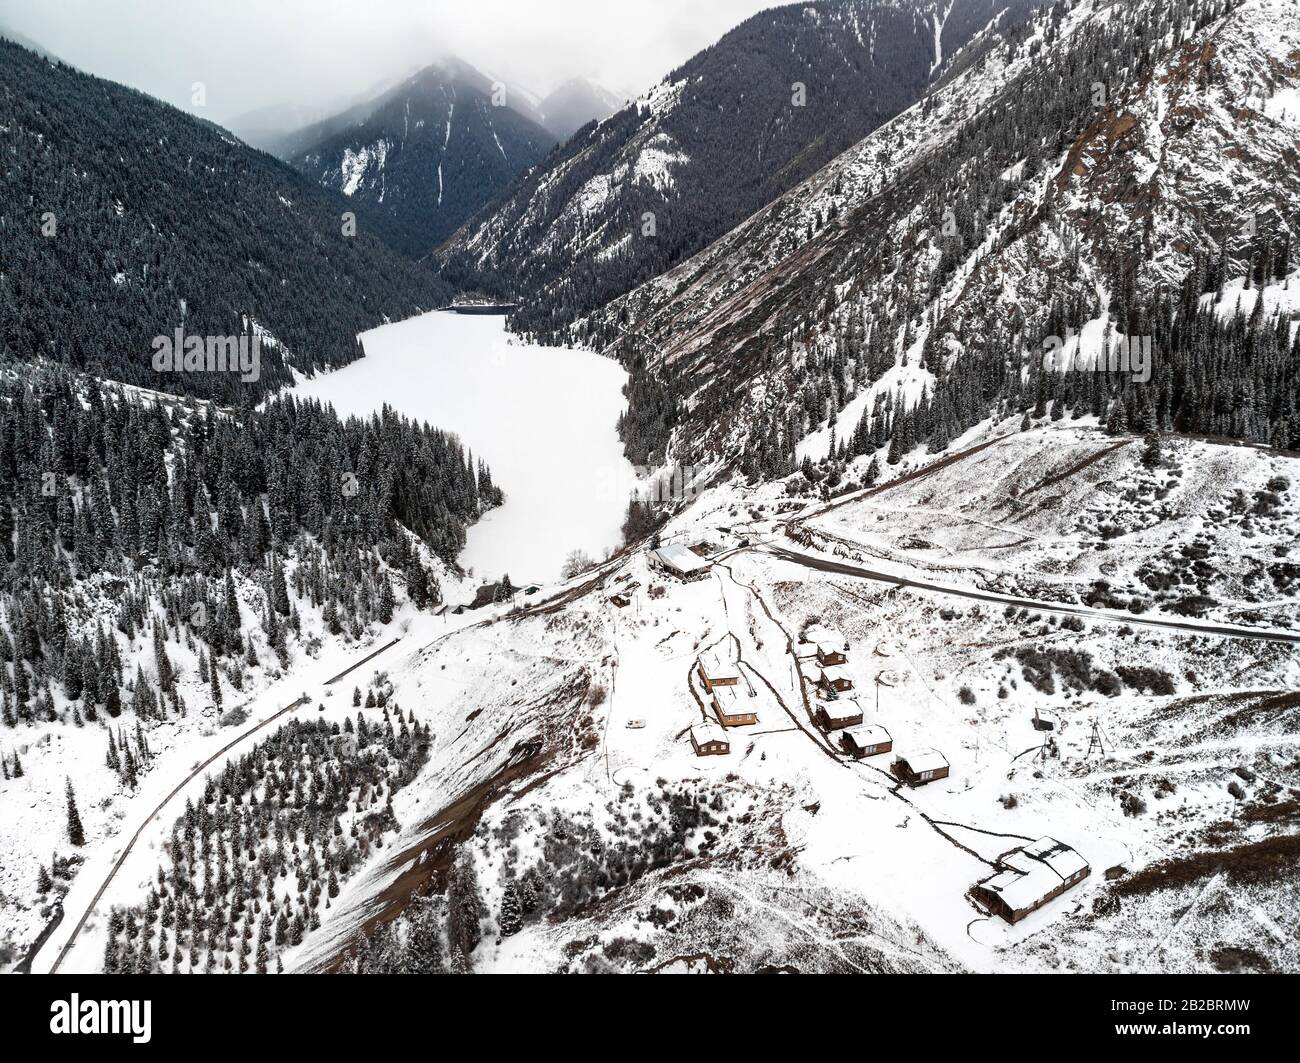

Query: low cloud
0;0;776;126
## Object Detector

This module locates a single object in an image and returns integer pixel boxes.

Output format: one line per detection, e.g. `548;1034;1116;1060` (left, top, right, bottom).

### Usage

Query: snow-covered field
289;312;635;584
13;415;1299;975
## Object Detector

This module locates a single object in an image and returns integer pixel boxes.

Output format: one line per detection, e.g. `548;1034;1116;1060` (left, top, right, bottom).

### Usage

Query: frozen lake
289;312;634;584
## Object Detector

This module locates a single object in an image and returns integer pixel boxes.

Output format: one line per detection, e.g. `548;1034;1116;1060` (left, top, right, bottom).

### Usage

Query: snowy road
765;545;1300;646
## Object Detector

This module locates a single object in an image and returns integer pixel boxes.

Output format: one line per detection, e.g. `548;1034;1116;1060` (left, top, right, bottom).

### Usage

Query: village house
690;719;730;757
892;748;950;786
840;724;893;759
806;625;848;665
711;685;759;728
697;649;740;692
650;544;711;582
814;698;864;732
817;665;854;696
972;837;1091;924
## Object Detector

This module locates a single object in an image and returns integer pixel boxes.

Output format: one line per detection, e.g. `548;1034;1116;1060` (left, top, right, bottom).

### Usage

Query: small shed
651;545;711;582
892;748;950;786
840;724;893;759
608;593;632;609
690;720;730;757
814;698;864;732
697;650;740;692
818;665;854;695
711;685;759;728
794;641;819;661
972;837;1091;924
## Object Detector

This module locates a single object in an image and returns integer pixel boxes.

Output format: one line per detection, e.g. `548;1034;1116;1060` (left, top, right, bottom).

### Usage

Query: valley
287;311;635;584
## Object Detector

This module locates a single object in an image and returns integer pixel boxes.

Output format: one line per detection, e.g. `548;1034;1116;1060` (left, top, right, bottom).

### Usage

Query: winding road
764;545;1300;647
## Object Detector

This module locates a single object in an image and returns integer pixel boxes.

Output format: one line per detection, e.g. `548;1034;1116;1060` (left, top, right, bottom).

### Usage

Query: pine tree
65;777;86;846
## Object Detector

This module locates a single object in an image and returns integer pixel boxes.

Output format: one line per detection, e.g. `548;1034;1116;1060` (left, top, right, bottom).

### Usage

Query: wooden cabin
711;685;759;728
814;698;864;732
815;641;847;667
690;720;730;757
608;593;632;609
972;837;1090;924
805;625;848;665
817;665;854;695
650;545;711;582
892;748;950;786
697;650;740;692
840;724;892;759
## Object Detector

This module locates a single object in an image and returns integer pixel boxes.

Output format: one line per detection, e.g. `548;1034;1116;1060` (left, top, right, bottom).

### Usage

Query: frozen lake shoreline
289;312;635;584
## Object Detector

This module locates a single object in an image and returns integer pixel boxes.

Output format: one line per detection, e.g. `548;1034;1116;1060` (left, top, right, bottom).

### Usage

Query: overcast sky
0;0;779;126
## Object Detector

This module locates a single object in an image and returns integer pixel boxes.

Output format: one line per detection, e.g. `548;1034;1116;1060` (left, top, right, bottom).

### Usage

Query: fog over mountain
0;0;771;129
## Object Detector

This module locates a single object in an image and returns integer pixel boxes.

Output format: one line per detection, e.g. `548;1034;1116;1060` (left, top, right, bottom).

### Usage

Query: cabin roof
821;699;864;723
699;649;739;680
690;720;729;747
1023;837;1089;880
898;748;948;773
653;545;710;574
712;684;751;709
978;838;1088;913
819;665;853;684
843;724;891;747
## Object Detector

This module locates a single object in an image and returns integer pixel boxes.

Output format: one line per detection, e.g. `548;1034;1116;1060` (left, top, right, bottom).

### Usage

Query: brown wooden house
839;724;893;759
690;720;730;757
697;650;740;692
814;698;864;732
817;665;854;696
711;685;759;728
891;748;950;786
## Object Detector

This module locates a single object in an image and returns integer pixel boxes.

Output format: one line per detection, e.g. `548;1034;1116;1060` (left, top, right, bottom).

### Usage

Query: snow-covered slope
438;0;1046;341
581;0;1300;471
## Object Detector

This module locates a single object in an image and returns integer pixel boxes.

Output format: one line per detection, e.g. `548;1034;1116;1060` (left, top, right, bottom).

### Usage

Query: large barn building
972;838;1091;924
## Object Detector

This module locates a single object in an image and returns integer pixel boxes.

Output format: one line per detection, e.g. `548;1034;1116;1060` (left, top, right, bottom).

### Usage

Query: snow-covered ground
289;312;635;584
17;417;1299;975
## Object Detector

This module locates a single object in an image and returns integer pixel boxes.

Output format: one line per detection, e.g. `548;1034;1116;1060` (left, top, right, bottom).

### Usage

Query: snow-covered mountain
438;0;1047;341
579;0;1300;474
0;37;450;403
226;72;418;158
537;77;624;141
290;58;558;255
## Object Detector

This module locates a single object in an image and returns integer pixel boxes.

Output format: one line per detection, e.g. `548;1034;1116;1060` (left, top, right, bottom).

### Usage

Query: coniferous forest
0;368;501;736
0;39;450;405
